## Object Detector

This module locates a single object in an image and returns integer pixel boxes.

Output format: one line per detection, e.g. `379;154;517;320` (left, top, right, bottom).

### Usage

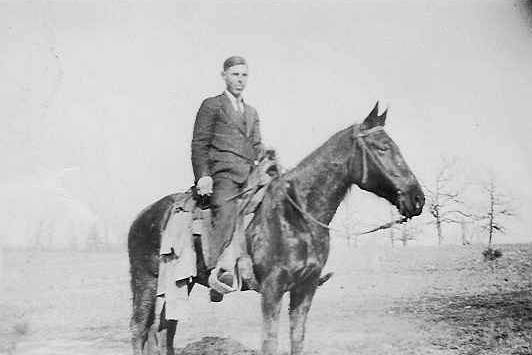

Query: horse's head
350;102;424;219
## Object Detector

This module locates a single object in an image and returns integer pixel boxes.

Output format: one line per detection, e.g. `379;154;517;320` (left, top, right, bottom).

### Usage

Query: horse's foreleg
288;285;317;355
260;284;283;355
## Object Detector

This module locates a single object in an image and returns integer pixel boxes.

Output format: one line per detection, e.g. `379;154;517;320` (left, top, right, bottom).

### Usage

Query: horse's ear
377;108;388;126
361;101;381;130
369;101;379;119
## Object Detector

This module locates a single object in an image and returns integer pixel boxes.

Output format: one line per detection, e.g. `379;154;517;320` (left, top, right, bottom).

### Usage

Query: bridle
285;124;408;237
353;125;390;186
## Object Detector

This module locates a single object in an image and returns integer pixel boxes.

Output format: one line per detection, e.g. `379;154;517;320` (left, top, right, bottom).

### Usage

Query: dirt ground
1;242;531;355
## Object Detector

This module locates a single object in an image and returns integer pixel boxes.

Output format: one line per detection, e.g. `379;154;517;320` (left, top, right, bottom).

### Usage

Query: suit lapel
243;105;254;137
221;93;248;136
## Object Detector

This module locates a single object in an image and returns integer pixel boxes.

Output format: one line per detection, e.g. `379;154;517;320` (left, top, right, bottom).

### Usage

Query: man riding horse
191;56;264;302
131;78;425;353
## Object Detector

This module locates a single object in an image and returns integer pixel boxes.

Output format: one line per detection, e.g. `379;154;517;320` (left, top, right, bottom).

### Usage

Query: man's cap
223;56;247;71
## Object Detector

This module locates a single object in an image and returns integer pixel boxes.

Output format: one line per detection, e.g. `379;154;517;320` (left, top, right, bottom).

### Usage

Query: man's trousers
206;176;243;269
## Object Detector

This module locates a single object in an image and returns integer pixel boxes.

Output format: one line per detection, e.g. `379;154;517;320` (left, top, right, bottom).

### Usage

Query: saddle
157;150;280;297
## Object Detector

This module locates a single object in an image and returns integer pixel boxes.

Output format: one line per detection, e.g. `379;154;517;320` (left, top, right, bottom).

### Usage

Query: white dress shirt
224;90;244;113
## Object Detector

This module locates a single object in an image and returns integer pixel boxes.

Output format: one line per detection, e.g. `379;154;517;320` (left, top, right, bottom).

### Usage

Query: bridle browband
354;125;385;137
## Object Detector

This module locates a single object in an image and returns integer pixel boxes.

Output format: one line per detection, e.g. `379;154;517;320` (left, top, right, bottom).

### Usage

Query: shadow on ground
394;290;532;355
175;336;260;355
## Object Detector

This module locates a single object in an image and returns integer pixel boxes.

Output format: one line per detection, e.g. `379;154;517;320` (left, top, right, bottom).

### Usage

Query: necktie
237;101;246;132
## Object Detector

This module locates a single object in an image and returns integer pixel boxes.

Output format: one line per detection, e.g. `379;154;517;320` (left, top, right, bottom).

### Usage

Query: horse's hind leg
165;320;177;355
157;302;178;355
288;285;317;355
130;272;158;354
148;322;176;355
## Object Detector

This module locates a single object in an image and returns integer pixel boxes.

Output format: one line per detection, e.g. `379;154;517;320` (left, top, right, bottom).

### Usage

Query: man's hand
197;176;213;196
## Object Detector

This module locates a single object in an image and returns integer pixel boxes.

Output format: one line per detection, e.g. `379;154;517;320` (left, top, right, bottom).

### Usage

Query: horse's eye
375;143;389;152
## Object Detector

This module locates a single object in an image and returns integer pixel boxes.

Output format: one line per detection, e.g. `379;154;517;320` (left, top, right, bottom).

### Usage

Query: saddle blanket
155;193;198;321
155;190;262;320
156;209;196;297
156;153;279;319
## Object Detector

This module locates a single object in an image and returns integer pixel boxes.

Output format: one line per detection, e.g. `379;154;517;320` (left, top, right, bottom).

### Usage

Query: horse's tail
127;193;181;351
127;194;179;293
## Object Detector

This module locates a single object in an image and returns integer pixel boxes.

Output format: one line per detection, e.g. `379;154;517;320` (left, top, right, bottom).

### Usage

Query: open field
1;242;531;355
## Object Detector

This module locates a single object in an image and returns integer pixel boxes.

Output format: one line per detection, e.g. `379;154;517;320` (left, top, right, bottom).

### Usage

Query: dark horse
128;103;425;355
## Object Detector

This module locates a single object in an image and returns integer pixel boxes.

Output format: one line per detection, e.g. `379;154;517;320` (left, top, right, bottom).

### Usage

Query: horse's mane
285;124;355;180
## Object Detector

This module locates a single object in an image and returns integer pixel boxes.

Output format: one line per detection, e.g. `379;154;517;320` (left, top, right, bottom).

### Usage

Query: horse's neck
285;127;355;226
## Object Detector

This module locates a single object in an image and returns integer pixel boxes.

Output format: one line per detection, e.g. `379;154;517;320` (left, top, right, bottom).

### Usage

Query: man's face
222;64;248;97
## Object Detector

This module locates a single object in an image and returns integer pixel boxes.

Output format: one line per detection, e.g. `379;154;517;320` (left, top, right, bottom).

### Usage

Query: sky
1;1;532;245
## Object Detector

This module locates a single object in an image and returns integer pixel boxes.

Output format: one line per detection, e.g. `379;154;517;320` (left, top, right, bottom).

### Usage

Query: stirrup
208;267;236;295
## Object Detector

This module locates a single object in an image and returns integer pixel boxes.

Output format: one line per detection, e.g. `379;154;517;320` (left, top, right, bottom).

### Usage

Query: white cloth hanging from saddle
157;211;197;299
156;279;190;322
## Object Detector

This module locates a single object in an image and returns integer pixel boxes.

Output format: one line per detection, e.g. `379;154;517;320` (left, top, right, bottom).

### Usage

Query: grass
0;242;530;354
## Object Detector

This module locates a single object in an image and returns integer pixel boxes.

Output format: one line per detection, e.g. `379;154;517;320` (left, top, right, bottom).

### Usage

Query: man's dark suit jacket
191;93;263;184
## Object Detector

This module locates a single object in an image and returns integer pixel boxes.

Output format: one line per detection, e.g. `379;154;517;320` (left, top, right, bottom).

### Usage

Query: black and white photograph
1;1;532;354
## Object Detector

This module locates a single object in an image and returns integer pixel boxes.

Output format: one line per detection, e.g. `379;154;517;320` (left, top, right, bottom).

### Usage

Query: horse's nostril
414;194;423;210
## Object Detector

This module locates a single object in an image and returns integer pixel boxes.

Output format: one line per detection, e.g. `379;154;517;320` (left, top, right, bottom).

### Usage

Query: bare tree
424;157;472;245
33;219;54;250
87;223;104;251
398;222;418;246
459;218;472;245
336;194;361;247
388;206;418;247
388;206;396;247
474;174;515;248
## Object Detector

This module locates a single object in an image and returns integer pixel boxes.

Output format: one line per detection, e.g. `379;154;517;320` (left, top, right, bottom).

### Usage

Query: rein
284;125;407;238
284;192;407;237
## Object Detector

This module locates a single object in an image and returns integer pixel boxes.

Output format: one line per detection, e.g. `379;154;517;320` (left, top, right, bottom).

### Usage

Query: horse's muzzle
397;185;425;219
